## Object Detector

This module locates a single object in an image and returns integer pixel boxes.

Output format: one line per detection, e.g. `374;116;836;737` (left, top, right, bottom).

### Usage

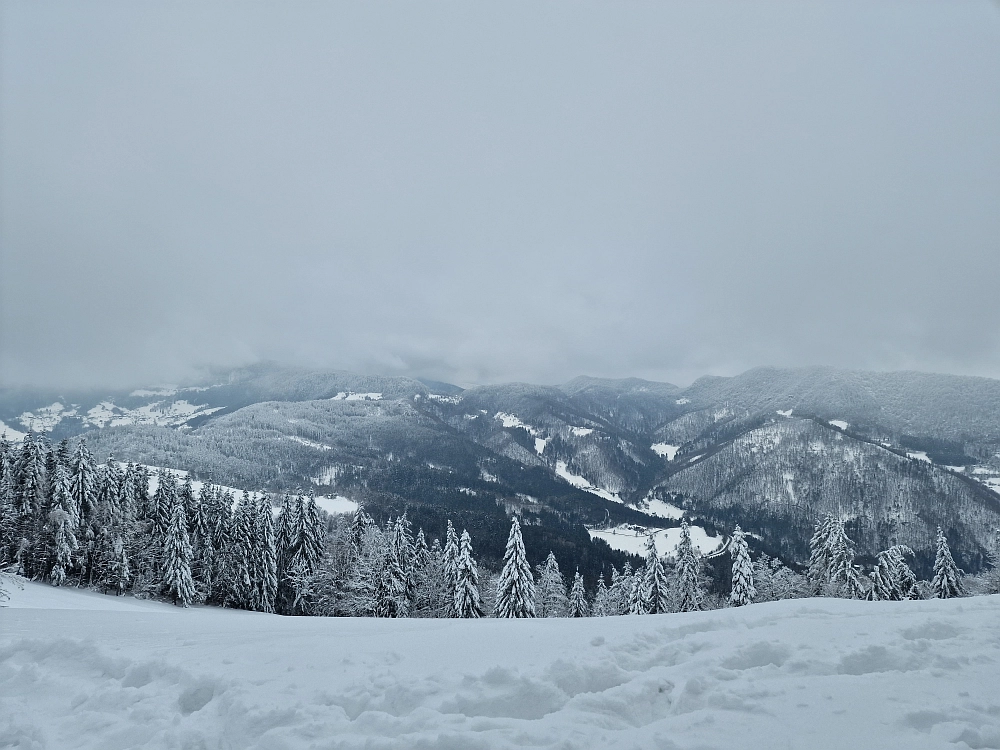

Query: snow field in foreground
2;583;999;750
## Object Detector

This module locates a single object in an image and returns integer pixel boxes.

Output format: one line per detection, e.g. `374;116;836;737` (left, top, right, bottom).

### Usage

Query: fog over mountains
3;363;1000;579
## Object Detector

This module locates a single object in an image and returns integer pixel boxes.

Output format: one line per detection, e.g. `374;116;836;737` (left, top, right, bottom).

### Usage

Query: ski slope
3;581;999;749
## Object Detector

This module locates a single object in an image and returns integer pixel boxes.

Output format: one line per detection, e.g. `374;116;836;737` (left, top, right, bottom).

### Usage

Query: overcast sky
2;1;999;389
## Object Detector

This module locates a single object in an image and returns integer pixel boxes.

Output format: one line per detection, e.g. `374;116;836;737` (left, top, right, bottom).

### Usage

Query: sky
2;1;999;390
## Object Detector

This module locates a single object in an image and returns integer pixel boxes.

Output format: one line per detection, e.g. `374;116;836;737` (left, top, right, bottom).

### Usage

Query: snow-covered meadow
3;582;998;749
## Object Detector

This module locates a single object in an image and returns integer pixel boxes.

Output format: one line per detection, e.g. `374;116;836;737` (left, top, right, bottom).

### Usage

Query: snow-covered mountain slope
3;581;999;750
657;416;1000;569
7;363;1000;575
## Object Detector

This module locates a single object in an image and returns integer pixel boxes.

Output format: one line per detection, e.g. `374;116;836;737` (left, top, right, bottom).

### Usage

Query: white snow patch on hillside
287;435;333;451
907;451;932;463
18;402;78;431
829;419;849;430
331;391;383;401
675;397;690;404
534;437;549;455
555;460;622;503
426;393;461;404
570;426;594;437
0;420;27;442
776;408;793;417
588;524;723;557
640;497;685;520
82;400;222;429
3;585;1000;750
650;443;679;460
313;495;358;516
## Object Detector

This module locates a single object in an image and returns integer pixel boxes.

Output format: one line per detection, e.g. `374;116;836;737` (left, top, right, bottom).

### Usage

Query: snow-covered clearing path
2;583;999;749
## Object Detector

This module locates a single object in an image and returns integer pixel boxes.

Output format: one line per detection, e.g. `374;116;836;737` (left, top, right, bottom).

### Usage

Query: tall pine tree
729;526;755;607
495;517;535;618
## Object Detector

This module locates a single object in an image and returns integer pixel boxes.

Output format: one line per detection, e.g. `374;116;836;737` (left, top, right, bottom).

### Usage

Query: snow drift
2;582;998;749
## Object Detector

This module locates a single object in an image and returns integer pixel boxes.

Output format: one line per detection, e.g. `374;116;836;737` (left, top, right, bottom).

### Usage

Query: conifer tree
45;463;77;586
641;534;670;614
443;520;460;615
391;515;416;609
13;433;48;575
253;496;278;613
807;515;834;590
162;498;196;607
0;442;15;559
535;551;569;617
592;573;611;616
454;529;483;618
675;520;704;612
413;528;432;571
495;517;535;618
932;527;963;599
569;570;588;617
628;564;645;615
728;526;755;607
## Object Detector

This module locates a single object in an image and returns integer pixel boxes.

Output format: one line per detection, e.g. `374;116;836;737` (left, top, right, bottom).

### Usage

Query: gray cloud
2;1;999;389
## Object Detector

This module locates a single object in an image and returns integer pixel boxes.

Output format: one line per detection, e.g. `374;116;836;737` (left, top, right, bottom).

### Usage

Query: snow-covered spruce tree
495;517;535;618
628;564;646;615
69;439;97;531
91;456;125;589
641;534;670;614
807;515;834;592
391;515;416;610
274;494;298;613
251;496;278;613
869;545;918;601
569;570;588;617
827;519;866;599
932;527;963;599
413;536;451;617
454;529;483;618
611;563;632;615
13;433;48;576
161;498;196;607
728;526;755;607
535;551;569;617
443;520;460;616
0;442;15;561
301;491;325;572
675;521;704;612
342;523;397;617
179;475;195;526
223;492;255;609
592;573;611;616
45;464;77;586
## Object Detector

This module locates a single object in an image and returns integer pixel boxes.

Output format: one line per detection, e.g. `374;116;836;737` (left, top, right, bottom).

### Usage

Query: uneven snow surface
3;584;999;749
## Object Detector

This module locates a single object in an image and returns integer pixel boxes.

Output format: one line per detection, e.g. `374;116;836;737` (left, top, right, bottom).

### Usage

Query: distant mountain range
3;363;1000;578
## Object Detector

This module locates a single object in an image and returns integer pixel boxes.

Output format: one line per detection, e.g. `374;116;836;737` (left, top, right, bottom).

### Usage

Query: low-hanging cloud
2;1;999;389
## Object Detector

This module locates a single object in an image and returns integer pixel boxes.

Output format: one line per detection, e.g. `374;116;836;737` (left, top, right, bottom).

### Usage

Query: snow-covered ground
650;443;680;460
331;392;383;401
0;419;27;442
3;582;998;749
588;524;724;557
555;460;623;503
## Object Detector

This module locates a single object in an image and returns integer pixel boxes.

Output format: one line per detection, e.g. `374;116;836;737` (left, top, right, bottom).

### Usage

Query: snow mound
4;584;998;749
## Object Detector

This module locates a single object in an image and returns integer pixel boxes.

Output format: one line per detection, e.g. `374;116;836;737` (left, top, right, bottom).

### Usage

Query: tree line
1;433;997;614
